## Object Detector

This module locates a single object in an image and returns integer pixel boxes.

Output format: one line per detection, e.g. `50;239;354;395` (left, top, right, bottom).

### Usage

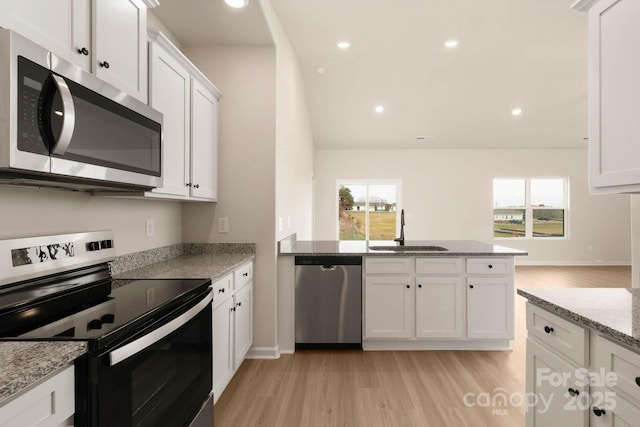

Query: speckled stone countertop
112;253;255;282
0;242;255;406
518;288;640;350
279;239;527;257
0;342;87;404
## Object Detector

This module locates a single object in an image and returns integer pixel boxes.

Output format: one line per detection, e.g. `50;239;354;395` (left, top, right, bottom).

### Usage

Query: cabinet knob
77;47;89;56
99;61;110;69
469;285;474;289
418;284;422;288
544;326;554;334
194;184;200;189
567;388;579;397
231;307;236;312
243;272;249;277
237;302;242;307
488;264;493;269
218;288;225;293
406;284;410;289
186;182;192;187
592;407;606;417
635;377;640;387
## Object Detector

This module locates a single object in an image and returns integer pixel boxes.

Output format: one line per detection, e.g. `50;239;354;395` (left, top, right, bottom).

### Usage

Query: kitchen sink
368;245;449;252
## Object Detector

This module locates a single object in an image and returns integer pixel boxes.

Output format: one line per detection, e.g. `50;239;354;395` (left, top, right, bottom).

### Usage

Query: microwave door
5;51;52;174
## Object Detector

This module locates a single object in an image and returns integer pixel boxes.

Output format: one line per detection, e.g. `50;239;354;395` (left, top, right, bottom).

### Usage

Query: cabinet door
148;41;190;197
467;276;513;339
212;297;234;403
526;338;588;427
0;0;90;70
587;0;640;193
0;365;75;427
233;282;253;369
190;77;218;200
415;276;464;338
93;0;147;101
364;276;413;338
589;388;640;427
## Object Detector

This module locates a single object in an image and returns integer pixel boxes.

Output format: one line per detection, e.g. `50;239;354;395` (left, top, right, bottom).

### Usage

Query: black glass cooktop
0;264;210;352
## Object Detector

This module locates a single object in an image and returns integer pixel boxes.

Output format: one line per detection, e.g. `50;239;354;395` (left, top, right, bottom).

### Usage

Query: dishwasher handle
320;265;337;271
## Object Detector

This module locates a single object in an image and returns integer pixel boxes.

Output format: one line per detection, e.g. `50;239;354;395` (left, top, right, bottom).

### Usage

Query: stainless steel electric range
0;231;213;427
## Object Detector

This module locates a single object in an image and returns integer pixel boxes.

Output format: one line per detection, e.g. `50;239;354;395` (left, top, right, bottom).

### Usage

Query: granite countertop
0;246;255;406
279;239;527;257
0;341;87;404
112;253;255;282
518;288;640;350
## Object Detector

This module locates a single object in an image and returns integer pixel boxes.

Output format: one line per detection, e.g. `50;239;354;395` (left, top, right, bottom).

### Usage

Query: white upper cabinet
147;31;221;202
0;0;91;70
0;0;149;102
148;35;190;198
93;0;148;102
574;0;640;193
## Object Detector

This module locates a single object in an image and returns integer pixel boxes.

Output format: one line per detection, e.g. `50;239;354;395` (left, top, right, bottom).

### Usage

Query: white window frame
493;177;569;240
336;179;403;241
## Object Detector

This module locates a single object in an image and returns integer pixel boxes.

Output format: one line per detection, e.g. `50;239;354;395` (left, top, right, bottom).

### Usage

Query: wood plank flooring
213;266;631;427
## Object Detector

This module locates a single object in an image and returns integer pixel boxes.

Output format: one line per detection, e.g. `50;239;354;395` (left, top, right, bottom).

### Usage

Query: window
338;181;401;240
493;178;568;239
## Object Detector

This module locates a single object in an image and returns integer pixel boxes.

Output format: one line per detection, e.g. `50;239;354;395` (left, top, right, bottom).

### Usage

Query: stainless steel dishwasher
294;256;362;349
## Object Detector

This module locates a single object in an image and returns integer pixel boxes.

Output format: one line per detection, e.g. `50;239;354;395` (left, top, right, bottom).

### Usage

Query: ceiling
152;0;588;150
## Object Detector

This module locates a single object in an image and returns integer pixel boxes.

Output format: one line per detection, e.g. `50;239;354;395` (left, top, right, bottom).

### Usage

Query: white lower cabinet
526;337;589;427
212;262;254;404
363;256;513;349
0;364;74;427
525;302;640;426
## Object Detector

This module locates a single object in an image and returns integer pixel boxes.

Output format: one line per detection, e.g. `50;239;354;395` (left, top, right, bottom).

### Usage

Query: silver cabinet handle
109;291;212;366
50;75;76;155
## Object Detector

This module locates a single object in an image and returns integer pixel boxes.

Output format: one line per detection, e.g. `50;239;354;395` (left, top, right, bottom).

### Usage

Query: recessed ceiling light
316;66;327;75
444;40;459;48
224;0;249;8
375;105;385;113
512;108;523;116
337;41;351;49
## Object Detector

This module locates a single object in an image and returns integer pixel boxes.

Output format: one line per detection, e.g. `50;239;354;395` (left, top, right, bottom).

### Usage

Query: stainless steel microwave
0;29;162;191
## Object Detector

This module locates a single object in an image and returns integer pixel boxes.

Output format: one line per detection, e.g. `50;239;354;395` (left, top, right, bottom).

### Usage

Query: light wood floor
213;266;631;427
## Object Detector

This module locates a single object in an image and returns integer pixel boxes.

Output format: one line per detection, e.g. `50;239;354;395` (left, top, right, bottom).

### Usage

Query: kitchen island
278;238;526;352
518;288;640;426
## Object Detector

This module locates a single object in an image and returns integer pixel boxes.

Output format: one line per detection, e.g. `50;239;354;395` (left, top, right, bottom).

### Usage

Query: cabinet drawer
234;262;253;290
212;273;232;305
466;257;513;275
0;364;74;427
593;334;640;405
527;303;589;366
415;258;462;274
365;257;413;274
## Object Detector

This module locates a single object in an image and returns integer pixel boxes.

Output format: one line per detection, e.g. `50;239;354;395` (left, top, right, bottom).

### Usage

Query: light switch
218;218;229;233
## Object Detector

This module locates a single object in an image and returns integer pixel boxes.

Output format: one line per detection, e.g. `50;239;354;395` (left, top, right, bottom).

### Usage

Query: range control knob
101;314;115;324
87;319;103;330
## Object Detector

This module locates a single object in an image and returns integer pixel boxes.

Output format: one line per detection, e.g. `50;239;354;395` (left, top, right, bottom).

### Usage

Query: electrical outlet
145;219;154;237
218;218;229;233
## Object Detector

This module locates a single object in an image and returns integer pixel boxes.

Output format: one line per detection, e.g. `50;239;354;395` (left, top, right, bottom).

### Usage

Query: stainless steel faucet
394;209;405;245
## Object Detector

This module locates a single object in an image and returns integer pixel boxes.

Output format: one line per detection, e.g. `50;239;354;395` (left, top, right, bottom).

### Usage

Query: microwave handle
49;75;76;156
108;291;213;366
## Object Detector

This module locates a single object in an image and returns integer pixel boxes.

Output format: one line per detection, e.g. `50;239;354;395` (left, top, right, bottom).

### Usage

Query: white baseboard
363;339;512;351
515;260;630;266
246;345;281;359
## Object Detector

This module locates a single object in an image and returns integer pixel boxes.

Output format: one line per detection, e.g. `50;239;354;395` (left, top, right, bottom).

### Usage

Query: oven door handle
109;291;212;366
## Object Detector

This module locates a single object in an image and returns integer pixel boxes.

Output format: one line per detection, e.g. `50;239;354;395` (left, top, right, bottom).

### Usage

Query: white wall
260;0;315;242
0;186;182;254
315;148;631;265
631;195;640;287
180;44;279;355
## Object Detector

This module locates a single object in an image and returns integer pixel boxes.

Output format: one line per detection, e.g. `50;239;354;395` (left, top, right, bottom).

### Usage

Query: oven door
78;290;212;427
